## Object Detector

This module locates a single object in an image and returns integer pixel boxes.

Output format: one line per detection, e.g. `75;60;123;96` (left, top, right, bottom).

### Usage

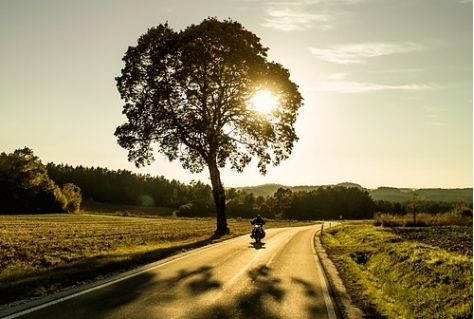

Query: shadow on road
186;264;335;319
249;242;266;250
79;264;293;319
13;245;333;319
184;266;222;295
188;264;285;319
292;276;327;317
1;233;228;306
16;264;224;319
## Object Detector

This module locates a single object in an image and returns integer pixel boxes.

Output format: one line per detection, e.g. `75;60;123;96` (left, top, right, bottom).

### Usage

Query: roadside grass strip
321;224;472;319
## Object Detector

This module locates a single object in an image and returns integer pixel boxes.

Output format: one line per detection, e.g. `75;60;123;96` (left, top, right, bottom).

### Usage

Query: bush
177;203;193;217
61;183;82;213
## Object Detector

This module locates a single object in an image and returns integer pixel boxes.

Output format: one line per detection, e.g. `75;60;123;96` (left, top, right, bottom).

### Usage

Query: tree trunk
208;159;229;235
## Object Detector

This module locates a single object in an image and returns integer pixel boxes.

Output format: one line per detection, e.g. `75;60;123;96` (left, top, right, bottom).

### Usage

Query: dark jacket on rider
251;215;266;225
251;215;266;239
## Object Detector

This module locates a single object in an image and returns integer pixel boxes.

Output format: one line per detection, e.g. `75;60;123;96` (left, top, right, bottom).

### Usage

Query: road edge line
312;227;338;319
314;224;365;319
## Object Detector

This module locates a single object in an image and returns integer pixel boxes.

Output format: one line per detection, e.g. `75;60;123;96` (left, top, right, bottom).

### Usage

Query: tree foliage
285;186;376;220
47;163;191;208
273;187;293;218
115;18;303;233
0;148;81;214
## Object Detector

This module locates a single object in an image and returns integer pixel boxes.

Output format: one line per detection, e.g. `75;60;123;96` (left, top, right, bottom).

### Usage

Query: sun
250;89;278;115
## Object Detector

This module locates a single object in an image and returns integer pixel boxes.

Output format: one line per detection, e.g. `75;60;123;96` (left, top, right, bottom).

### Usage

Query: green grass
321;223;473;319
0;212;313;305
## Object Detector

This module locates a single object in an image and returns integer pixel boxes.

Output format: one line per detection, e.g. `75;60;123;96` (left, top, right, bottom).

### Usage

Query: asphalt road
2;223;339;319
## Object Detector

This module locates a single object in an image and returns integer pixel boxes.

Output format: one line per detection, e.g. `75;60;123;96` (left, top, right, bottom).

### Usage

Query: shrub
177;203;193;217
61;183;82;213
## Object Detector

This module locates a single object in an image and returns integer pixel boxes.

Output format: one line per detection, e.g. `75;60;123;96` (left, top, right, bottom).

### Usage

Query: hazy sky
0;0;472;189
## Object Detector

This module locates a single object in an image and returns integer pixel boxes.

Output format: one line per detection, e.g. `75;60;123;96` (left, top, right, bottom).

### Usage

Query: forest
1;148;471;220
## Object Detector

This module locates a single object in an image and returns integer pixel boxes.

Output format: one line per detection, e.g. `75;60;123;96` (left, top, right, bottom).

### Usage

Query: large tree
115;18;303;234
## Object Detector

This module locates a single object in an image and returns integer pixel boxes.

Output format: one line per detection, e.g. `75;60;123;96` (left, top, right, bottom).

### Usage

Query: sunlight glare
250;89;278;115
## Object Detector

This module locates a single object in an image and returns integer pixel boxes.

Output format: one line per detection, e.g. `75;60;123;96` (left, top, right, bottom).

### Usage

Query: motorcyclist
250;214;266;238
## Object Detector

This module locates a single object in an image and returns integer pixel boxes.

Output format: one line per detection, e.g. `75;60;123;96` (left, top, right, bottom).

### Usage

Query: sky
0;0;472;189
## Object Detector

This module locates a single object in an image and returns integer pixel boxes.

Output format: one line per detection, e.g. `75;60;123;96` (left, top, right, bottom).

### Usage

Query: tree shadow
291;276;324;317
291;277;317;297
183;266;222;295
189;265;286;319
236;265;285;318
10;262;337;319
16;264;223;319
188;267;338;319
106;265;221;317
1;234;224;306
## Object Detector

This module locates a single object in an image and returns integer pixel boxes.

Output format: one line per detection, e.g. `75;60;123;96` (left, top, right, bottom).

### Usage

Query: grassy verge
321;223;472;319
0;213;312;306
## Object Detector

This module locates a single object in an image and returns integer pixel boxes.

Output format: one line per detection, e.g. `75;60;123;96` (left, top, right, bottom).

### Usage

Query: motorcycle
252;224;265;243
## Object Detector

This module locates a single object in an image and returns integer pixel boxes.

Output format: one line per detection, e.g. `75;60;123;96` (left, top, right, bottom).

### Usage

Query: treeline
0;148;81;214
207;186;468;220
45;163;379;220
181;185;378;220
231;186;377;220
3;147;470;220
46;163;195;208
238;184;473;205
370;186;472;203
374;200;464;215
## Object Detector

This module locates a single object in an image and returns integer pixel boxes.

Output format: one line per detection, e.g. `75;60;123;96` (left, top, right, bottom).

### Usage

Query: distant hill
370;187;473;203
236;184;286;198
233;183;364;198
233;183;473;203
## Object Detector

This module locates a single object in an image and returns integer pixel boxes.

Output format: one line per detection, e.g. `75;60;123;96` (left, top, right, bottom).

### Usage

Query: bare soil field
389;226;472;257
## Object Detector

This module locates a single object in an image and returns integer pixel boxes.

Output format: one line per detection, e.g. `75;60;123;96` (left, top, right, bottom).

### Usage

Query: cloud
368;68;425;75
423;106;449;127
260;0;376;32
327;72;348;81
316;73;437;93
309;42;425;64
318;81;435;93
261;3;333;31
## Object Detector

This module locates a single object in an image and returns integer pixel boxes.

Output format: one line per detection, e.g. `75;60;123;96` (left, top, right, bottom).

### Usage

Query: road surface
2;223;340;319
